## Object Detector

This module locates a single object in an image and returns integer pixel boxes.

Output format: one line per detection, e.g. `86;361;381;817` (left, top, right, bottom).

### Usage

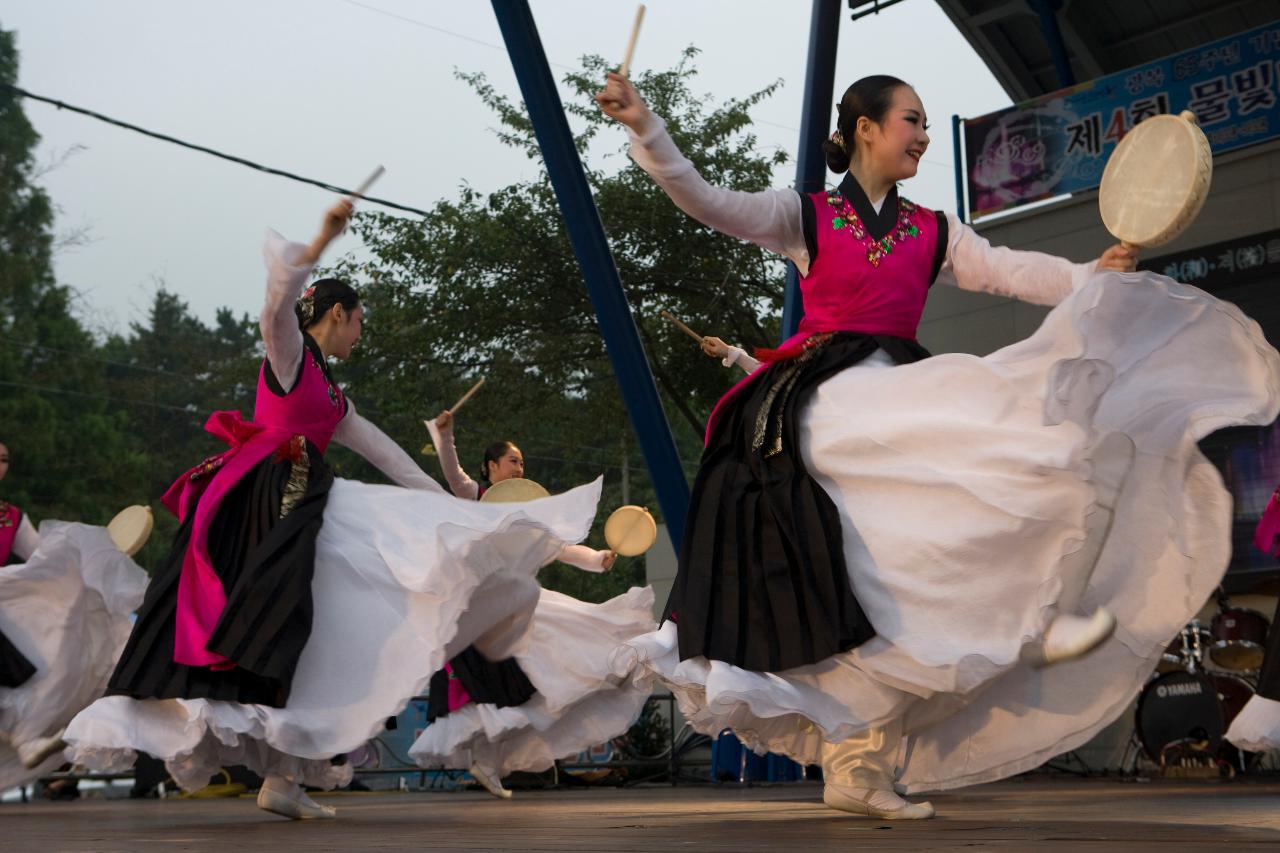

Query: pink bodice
705;189;940;443
0;502;20;565
796;189;938;339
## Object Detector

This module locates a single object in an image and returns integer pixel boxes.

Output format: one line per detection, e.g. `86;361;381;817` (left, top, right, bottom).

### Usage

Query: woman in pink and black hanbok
64;200;602;820
598;72;1280;818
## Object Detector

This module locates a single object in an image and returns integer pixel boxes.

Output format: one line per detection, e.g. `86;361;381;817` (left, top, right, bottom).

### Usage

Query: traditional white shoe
823;784;935;819
17;731;67;769
256;782;337;820
1024;608;1117;668
469;762;512;799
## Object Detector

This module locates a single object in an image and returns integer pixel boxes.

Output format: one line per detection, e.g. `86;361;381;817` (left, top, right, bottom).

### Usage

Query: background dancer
416;409;653;798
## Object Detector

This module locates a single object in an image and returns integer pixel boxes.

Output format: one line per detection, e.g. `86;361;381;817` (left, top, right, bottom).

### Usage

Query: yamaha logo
1156;681;1204;698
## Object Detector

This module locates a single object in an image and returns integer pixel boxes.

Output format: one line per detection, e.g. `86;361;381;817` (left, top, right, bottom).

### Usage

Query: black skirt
426;645;537;722
0;627;36;689
666;333;931;673
107;442;333;707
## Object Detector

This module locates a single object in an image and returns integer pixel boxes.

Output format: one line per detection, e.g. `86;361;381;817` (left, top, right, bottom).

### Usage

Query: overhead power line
1;83;432;218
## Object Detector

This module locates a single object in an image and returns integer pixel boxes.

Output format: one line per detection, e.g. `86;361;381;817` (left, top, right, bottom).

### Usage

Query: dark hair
822;75;911;173
296;278;360;331
480;440;519;485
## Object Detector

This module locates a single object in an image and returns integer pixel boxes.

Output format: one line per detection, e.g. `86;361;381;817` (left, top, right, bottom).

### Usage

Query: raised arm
333;401;444;493
424;411;481;500
938;213;1137;305
11;512;37;561
597;72;809;273
260;200;353;393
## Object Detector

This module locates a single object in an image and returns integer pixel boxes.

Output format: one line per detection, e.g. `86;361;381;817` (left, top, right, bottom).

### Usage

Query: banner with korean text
960;20;1280;219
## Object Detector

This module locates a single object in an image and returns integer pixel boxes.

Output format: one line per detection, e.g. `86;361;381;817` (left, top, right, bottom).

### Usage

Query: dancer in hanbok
412;412;655;798
64;200;603;820
598;71;1280;818
0;441;149;792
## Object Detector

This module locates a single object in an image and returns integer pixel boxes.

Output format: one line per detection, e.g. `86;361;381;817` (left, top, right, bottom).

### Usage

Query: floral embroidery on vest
827;191;920;267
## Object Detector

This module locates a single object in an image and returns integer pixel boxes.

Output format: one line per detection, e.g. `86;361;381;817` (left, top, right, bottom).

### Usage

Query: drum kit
1136;592;1270;773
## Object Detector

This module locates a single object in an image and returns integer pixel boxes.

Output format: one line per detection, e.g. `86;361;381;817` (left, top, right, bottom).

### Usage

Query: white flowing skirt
64;477;602;792
616;272;1280;793
1226;695;1280;752
0;522;148;792
409;586;656;775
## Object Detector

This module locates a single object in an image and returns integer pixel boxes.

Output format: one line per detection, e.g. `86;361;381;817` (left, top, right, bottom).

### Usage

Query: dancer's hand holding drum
596;72;652;135
1096;109;1212;275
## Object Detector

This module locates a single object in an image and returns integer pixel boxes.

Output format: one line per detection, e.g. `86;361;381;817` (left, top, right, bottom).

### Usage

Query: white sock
839;785;910;811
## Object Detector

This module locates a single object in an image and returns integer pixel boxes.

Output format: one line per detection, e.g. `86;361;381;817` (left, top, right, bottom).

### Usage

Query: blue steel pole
490;0;690;548
781;0;842;341
952;113;966;222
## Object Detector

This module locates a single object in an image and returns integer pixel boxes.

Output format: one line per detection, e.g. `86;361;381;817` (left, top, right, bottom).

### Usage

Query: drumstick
449;377;486;414
346;165;385;203
660;309;704;344
620;4;646;79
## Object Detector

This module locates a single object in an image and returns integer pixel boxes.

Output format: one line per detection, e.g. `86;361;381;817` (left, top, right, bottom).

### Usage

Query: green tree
0;25;148;526
343;50;789;601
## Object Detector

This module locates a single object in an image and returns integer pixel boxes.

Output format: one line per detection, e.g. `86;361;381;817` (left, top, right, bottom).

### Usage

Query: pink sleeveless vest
0;502;21;565
705;189;939;442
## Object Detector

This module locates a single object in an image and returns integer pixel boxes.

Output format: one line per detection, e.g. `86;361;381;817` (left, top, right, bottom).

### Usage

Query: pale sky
1;0;1009;335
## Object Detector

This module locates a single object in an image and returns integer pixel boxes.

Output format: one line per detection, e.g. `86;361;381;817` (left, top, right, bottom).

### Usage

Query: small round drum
1209;606;1270;671
479;478;551;503
1099;110;1212;249
1136;671;1224;761
604;505;657;557
107;505;153;556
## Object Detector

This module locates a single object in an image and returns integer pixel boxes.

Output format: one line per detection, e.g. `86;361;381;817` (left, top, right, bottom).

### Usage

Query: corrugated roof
931;0;1279;102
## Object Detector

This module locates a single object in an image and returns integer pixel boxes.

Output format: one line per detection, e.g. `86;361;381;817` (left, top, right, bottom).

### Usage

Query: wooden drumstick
346;165;385;203
449;377;486;415
620;4;646;79
660;309;704;344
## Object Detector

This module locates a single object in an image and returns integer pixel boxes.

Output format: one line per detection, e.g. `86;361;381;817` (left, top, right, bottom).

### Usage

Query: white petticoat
0;522;148;792
409;586;656;775
615;271;1280;793
1225;694;1280;752
64;477;603;792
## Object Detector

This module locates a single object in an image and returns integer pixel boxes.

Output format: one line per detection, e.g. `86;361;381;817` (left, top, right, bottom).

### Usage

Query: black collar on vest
837;173;899;242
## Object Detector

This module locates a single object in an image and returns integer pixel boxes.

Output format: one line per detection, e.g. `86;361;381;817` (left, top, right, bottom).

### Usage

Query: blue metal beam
781;0;842;340
490;0;690;549
952;113;966;222
1029;0;1076;89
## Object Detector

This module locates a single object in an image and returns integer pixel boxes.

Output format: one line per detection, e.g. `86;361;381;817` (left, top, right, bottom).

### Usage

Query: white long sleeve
260;230;315;393
721;345;761;374
937;213;1096;306
423;418;481;500
11;513;37;561
629;116;810;273
333;402;443;493
556;544;610;573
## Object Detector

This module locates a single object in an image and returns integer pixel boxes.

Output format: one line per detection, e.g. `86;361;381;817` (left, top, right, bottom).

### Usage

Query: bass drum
1212;672;1258;771
1136;671;1224;762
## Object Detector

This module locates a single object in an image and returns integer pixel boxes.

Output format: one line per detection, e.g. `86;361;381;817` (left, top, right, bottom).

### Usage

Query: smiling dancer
599;71;1280;818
